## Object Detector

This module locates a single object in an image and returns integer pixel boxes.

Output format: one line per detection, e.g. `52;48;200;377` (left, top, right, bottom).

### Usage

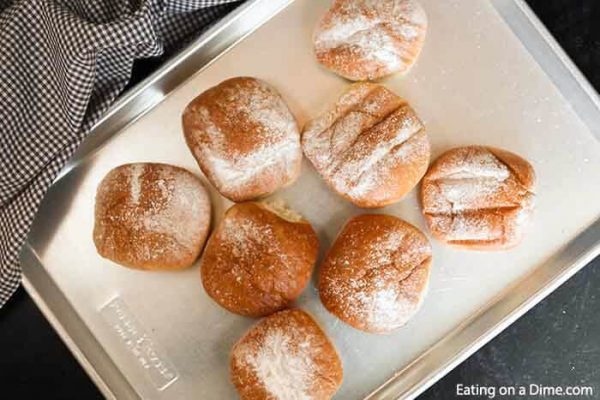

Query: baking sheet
24;0;600;399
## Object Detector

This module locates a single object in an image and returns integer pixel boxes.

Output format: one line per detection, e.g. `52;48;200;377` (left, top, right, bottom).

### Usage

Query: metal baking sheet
21;0;600;399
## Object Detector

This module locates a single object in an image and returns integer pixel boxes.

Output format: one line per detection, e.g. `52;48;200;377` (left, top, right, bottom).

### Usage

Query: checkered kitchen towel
0;0;242;307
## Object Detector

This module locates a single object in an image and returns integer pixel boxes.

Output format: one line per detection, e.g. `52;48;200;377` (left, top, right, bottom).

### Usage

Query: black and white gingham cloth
0;0;242;307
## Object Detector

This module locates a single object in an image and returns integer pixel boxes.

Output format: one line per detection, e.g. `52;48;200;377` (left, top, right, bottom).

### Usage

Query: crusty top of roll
93;163;211;270
319;214;432;334
421;146;535;250
314;0;427;81
182;77;302;202
302;82;430;208
200;202;319;317
230;309;343;400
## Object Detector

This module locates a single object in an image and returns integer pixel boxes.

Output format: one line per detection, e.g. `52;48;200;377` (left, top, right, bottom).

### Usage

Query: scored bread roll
230;309;343;400
182;77;302;202
420;146;536;250
302;82;430;208
200;201;319;317
93;163;211;270
319;214;432;334
313;0;427;81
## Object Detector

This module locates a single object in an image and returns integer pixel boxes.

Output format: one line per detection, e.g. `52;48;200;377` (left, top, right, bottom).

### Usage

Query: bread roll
182;77;302;202
319;214;432;334
200;201;319;317
93;163;211;270
314;0;427;81
230;309;343;400
420;146;535;250
302;82;430;208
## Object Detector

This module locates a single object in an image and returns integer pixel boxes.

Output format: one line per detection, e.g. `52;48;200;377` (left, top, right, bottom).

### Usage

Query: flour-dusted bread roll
200;201;319;317
420;146;536;250
319;214;432;334
93;163;211;270
314;0;427;81
302;82;430;208
231;309;343;400
182;77;302;202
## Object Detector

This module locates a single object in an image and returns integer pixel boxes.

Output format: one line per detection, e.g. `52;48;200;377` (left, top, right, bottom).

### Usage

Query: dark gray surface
420;256;600;399
1;0;599;399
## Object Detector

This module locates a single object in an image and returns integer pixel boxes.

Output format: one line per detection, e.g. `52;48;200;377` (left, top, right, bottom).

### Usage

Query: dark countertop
1;1;599;398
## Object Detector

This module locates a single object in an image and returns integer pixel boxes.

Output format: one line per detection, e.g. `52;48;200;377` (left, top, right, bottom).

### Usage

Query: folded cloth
0;0;242;307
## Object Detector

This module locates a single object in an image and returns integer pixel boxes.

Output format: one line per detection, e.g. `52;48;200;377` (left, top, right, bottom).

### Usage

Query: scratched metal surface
22;0;600;399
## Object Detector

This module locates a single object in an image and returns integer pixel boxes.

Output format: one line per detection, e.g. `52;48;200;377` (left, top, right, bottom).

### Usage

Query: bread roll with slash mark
302;82;430;208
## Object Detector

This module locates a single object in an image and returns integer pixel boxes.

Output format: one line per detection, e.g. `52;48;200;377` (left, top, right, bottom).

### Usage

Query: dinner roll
420;146;536;250
182;77;302;202
314;0;427;81
200;201;319;317
302;82;430;208
93;163;211;270
231;309;343;400
319;214;432;334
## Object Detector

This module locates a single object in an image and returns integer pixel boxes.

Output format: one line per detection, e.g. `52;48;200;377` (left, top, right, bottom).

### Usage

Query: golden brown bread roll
93;163;211;270
200;201;319;317
319;214;432;334
420;146;536;250
302;82;430;208
230;309;343;400
313;0;427;81
182;77;302;202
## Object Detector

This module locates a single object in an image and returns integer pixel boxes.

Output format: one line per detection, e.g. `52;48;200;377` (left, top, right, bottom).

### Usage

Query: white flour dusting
446;214;500;241
139;167;207;250
339;115;424;198
422;147;535;246
245;330;315;400
314;0;427;79
186;78;300;198
201;139;299;192
232;311;341;399
432;149;511;181
128;163;144;204
321;218;431;332
437;178;505;213
303;83;427;203
97;164;210;264
220;212;272;259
